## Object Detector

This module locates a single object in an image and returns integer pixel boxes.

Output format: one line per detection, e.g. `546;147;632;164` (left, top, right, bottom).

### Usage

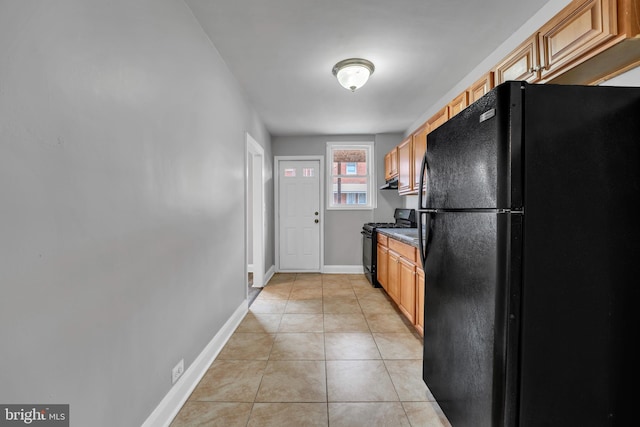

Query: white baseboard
264;265;275;284
323;265;364;274
141;301;248;427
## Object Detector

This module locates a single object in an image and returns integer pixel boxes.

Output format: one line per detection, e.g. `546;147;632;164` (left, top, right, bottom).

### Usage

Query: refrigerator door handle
418;151;428;210
417;211;434;270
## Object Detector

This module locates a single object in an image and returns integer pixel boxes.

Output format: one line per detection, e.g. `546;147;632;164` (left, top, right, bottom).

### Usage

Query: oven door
361;229;375;286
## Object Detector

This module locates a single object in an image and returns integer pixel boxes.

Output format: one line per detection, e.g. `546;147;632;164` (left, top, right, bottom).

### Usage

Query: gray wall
272;133;402;266
0;1;271;426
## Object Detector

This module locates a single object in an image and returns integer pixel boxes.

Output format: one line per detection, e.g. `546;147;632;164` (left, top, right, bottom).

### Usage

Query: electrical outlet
172;359;184;384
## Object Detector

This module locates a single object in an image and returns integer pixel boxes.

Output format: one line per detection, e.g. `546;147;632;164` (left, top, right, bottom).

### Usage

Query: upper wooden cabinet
389;0;639;199
540;0;640;84
448;91;469;119
412;122;428;192
426;105;449;133
493;33;542;84
397;108;447;196
397;136;412;195
493;0;640;85
384;147;398;181
467;72;494;104
538;0;618;81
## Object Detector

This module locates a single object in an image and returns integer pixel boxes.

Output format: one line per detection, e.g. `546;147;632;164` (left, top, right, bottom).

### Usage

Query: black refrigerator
417;81;639;427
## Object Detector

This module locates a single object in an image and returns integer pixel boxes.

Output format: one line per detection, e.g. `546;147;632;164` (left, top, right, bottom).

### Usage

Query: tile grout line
322;277;330;426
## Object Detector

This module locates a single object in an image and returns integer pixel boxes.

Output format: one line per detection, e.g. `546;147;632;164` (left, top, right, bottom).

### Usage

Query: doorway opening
246;133;265;305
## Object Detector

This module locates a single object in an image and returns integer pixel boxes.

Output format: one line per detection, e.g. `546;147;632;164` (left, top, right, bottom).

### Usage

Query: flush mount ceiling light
332;58;375;92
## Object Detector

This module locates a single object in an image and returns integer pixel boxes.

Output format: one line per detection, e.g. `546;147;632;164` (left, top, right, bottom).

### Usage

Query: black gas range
361;208;416;287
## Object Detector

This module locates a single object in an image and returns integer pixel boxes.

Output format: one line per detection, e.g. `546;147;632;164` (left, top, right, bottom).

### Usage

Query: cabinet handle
314;219;319;223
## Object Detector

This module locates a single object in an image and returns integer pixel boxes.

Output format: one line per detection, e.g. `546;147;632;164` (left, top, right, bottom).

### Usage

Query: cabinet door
377;243;388;290
467;72;494;104
427;105;449;133
412;123;428;192
538;0;618;82
415;267;425;336
494;33;541;84
397;137;412;195
387;250;401;304
384;152;392;181
448;91;469;119
398;256;416;324
384;148;398;181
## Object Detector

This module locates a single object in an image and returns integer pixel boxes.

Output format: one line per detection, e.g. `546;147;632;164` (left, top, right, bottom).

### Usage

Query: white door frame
246;132;265;288
274;156;324;273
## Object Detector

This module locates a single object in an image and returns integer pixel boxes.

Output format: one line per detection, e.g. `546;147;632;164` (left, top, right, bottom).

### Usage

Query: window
326;142;375;210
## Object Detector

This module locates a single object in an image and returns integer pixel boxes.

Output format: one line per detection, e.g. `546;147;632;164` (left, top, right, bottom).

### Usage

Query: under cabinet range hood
379;177;398;190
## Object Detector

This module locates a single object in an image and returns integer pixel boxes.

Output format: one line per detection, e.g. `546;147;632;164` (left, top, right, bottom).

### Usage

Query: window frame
326;142;376;210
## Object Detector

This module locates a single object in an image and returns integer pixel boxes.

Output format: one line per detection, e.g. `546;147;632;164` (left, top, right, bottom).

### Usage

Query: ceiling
185;0;551;136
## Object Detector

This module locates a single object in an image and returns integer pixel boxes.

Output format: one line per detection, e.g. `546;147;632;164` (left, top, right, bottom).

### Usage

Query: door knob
314;219;319;223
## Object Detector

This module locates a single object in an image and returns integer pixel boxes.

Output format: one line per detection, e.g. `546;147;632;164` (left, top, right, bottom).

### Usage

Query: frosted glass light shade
332;58;375;92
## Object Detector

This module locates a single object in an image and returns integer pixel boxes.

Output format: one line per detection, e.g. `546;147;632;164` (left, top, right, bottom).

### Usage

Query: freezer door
422;211;514;427
425;81;521;210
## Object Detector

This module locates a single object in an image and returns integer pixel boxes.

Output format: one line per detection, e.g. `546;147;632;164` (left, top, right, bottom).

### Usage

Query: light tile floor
171;273;452;427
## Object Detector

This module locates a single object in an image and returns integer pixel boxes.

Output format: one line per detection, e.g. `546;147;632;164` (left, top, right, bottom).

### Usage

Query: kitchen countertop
376;228;421;248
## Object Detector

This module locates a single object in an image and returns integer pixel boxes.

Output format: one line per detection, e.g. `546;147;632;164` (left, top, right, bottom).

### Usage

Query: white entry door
278;160;321;271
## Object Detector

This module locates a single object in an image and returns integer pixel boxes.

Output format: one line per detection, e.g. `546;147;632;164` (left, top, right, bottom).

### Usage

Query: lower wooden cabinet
415;267;425;336
376;243;388;290
387;250;401;304
377;234;423;335
398;256;416;324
